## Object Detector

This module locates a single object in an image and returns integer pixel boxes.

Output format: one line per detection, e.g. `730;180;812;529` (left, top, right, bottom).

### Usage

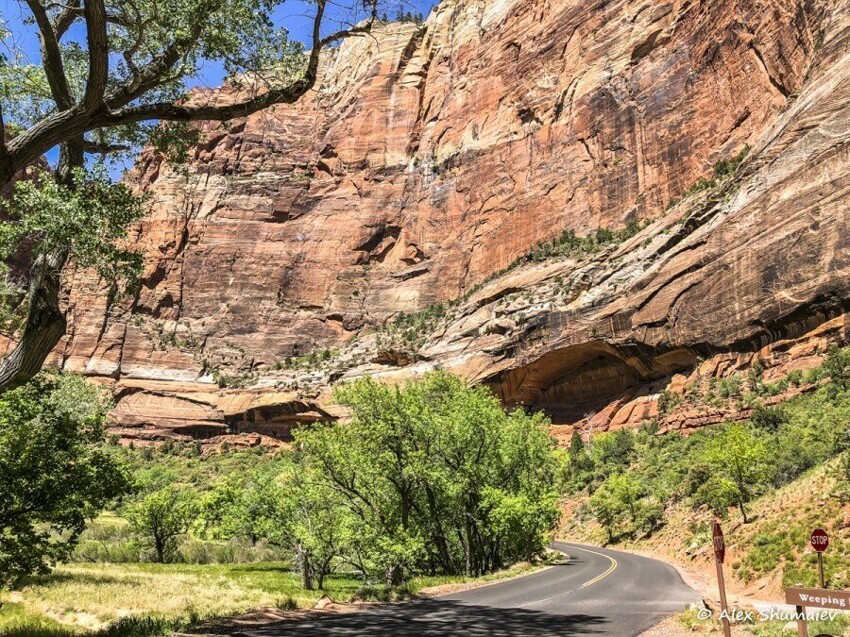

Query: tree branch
1;3;374;186
104;13;213;109
0;104;8;160
105;11;377;127
81;139;130;154
53;0;81;39
82;0;109;109
24;0;75;109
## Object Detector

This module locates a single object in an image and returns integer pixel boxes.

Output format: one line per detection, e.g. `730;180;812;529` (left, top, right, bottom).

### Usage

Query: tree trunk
0;249;68;391
386;563;403;588
739;500;749;524
154;536;166;563
423;484;455;574
0;139;82;393
296;543;314;590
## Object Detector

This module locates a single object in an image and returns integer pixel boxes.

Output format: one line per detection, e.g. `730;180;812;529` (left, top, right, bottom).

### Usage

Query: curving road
240;542;701;636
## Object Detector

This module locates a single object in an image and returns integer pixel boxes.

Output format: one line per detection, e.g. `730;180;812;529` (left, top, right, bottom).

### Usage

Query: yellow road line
567;545;618;588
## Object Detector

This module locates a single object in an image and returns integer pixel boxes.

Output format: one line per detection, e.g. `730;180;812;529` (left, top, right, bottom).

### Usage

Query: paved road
244;542;701;636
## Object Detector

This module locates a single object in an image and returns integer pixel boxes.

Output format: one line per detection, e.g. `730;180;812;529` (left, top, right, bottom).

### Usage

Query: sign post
712;520;732;637
810;528;829;589
785;587;850;637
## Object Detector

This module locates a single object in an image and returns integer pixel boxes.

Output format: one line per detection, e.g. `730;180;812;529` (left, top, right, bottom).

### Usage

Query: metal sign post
784;529;834;637
810;528;828;589
712;520;732;637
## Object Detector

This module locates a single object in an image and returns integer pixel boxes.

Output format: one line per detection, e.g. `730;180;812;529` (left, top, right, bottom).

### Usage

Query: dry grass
1;562;362;634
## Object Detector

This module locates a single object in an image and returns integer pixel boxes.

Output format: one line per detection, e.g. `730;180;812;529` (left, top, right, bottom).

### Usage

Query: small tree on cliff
696;424;771;523
0;0;379;391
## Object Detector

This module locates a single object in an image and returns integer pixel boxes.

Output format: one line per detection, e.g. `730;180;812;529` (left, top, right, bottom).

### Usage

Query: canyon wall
51;0;850;442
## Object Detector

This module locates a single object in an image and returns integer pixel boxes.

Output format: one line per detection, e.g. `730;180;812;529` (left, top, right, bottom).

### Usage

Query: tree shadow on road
210;598;608;636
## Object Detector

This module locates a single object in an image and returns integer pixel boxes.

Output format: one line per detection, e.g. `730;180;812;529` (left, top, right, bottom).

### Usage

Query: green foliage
0;0;308;135
666;146;750;210
822;344;850;398
147;122;202;166
294;372;561;582
210;367;257;388
694;424;771;522
375;303;448;356
590;429;636;478
750;405;788;432
711;145;751;180
840;452;850;489
127;486;200;563
657;389;682;416
573;347;850;539
84;375;559;588
717;375;742;399
0;263;27;335
0;373;131;588
588;473;641;541
2;166;145;288
393;9;424;23
370;220;650;359
524;221;644;265
279;347;340;371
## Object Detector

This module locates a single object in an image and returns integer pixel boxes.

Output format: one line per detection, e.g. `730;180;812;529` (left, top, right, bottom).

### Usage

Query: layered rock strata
50;0;850;441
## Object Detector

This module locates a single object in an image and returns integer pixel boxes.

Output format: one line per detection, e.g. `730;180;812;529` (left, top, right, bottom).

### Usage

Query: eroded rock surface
53;0;850;441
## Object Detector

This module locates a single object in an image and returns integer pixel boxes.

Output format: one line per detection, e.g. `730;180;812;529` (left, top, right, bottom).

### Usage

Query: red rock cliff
54;0;850;442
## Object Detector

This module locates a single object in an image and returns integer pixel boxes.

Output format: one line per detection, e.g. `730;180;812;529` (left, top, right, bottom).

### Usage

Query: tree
566;428;593;487
822;345;850;398
588;472;643;542
568;428;585;457
199;461;352;590
0;166;144;389
287;469;355;590
750;405;787;432
295;372;561;584
0;0;379;391
197;474;255;541
697;425;771;523
127;484;199;562
0;372;130;587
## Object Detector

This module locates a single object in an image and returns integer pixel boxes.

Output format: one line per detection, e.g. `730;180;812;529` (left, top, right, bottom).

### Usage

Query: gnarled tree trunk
0;248;68;391
0;140;80;392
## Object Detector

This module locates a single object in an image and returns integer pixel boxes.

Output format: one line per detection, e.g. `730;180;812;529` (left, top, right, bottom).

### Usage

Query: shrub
751;405;788;432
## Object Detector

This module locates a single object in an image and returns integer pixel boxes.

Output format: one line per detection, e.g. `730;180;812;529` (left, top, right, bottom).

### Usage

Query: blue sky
1;0;438;170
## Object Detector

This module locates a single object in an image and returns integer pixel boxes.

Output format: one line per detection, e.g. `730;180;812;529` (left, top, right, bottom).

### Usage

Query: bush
576;348;850;537
751;405;787;432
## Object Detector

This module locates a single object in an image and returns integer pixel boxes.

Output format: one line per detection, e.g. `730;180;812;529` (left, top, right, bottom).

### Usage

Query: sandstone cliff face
55;0;850;442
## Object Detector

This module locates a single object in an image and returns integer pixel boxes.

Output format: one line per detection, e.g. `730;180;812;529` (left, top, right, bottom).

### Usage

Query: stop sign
811;528;829;552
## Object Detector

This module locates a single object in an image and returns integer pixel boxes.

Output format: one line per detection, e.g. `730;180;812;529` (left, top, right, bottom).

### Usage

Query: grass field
1;562;358;635
0;560;541;636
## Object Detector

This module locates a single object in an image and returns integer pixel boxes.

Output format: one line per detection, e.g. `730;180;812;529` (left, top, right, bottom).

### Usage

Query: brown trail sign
784;528;842;637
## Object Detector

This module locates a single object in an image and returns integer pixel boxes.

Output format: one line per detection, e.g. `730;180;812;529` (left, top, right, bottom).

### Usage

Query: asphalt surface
246;542;701;636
